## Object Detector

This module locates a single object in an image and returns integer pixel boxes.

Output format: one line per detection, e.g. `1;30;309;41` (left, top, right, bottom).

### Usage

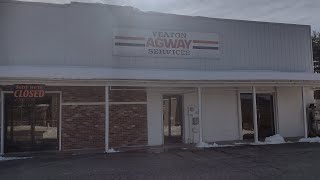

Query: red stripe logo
192;40;218;44
115;36;145;40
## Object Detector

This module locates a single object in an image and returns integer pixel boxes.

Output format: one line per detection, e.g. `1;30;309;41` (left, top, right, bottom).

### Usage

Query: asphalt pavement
1;143;320;180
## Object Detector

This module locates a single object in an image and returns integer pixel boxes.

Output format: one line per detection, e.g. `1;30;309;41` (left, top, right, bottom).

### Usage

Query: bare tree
313;31;320;99
313;31;320;73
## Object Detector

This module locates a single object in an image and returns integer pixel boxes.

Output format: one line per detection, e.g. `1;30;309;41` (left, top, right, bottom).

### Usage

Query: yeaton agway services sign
113;29;220;59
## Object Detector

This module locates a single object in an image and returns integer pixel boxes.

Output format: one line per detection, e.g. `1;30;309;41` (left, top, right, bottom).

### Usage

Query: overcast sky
19;0;320;31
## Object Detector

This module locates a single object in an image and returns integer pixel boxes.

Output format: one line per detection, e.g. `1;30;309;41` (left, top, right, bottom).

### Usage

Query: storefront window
4;93;60;152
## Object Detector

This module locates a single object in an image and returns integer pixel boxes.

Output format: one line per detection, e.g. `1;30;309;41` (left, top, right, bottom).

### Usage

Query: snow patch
299;137;320;143
0;156;31;161
196;135;286;148
264;134;286;144
106;148;120;153
250;134;286;145
42;127;58;139
196;142;234;148
234;142;250;145
196;142;218;148
250;141;272;145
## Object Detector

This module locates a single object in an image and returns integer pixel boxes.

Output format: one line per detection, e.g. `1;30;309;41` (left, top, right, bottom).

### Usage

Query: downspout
252;86;259;143
198;87;203;144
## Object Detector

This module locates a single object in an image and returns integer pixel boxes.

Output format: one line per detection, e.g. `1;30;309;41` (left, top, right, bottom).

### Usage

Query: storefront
0;1;319;154
3;89;60;152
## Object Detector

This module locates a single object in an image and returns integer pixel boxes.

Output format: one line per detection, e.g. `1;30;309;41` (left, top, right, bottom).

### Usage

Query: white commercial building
0;1;319;154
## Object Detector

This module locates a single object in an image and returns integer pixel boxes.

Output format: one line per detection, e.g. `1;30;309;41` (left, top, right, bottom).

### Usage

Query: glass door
257;94;275;139
241;93;275;141
4;93;60;152
163;95;183;144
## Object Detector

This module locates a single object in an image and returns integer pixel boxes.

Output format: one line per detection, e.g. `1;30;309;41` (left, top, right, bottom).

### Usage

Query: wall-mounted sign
113;29;220;59
13;84;45;98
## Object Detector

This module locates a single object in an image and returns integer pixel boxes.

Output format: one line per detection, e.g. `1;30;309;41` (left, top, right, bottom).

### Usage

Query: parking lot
1;143;320;180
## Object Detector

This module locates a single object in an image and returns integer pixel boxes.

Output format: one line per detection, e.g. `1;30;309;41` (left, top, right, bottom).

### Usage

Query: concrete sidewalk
1;143;320;180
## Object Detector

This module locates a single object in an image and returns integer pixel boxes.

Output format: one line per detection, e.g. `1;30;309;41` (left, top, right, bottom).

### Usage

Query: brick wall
59;86;148;149
46;86;105;102
62;105;105;150
109;104;147;147
57;86;105;150
45;86;105;150
109;89;147;102
109;87;148;147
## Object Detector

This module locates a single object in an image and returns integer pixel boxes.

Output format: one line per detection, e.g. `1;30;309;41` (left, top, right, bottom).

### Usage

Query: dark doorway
4;93;60;152
163;95;183;144
240;93;275;141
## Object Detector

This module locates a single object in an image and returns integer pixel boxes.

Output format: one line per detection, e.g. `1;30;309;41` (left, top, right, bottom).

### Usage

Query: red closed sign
13;84;45;98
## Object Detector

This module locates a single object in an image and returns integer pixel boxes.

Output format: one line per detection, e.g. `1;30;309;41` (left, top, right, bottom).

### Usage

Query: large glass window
4;93;60;152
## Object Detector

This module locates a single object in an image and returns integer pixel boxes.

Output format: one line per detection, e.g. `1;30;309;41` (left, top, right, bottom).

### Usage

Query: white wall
147;86;314;144
277;87;305;137
202;88;240;142
183;88;240;143
183;91;198;143
0;1;313;72
146;90;163;146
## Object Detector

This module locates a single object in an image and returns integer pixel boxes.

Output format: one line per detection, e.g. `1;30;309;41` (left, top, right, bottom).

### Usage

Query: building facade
0;1;318;154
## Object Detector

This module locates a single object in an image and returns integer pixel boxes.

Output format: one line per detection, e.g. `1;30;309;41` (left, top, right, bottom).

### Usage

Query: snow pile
234;142;251;145
195;135;286;148
0;156;31;161
250;134;286;145
264;134;286;144
106;148;120;153
299;137;320;143
196;142;219;148
196;142;234;148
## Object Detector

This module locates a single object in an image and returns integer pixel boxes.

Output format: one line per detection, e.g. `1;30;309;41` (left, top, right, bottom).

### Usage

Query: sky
19;0;320;31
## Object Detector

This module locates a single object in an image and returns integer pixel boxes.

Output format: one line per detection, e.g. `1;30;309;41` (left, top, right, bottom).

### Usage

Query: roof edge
1;0;311;28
